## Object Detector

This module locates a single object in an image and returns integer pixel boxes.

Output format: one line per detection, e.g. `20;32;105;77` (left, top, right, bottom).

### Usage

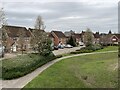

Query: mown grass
95;46;118;52
23;52;118;88
0;53;56;80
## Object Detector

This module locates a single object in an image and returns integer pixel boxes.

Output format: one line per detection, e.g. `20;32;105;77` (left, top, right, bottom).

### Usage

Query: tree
0;8;7;51
31;15;52;56
18;28;26;54
84;28;94;46
34;15;45;30
67;35;76;47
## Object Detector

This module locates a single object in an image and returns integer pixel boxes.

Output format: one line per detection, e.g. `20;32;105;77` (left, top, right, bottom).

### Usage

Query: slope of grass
24;52;118;88
1;53;56;80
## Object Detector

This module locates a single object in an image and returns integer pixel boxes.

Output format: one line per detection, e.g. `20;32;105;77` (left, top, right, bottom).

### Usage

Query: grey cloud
4;2;118;33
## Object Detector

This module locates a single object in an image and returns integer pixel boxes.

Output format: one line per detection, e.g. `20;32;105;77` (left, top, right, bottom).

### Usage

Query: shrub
70;49;93;54
75;44;103;54
1;53;56;80
67;36;76;47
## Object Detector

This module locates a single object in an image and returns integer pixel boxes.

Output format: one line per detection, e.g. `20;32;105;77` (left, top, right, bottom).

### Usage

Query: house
2;25;32;52
93;32;100;44
50;31;66;46
74;33;82;44
64;30;82;45
64;30;75;37
100;31;120;45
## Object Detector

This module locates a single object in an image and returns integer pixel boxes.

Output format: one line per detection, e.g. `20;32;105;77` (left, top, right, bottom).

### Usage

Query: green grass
95;46;118;52
1;53;56;79
24;52;118;88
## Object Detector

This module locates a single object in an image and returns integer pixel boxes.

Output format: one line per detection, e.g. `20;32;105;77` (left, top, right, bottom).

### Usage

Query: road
0;46;84;61
53;46;84;56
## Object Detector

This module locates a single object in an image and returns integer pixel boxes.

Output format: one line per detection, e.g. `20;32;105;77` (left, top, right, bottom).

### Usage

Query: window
13;37;17;41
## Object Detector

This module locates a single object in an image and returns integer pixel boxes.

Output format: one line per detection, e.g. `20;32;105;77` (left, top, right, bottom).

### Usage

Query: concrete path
0;51;118;89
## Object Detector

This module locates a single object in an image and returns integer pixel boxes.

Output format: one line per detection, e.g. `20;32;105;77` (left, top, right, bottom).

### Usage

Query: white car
0;44;4;58
65;44;73;48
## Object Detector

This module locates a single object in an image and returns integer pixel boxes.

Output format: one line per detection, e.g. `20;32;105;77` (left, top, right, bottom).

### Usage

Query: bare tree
34;15;46;30
31;15;52;56
0;7;7;52
84;28;94;46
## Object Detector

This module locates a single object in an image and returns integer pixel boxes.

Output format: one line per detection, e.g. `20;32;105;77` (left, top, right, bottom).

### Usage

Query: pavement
53;46;84;56
0;50;118;89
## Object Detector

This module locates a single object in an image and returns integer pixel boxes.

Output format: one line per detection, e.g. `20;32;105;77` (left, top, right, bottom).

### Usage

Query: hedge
1;53;61;80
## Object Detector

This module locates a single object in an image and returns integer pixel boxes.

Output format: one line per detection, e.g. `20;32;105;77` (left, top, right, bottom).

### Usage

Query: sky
0;0;119;33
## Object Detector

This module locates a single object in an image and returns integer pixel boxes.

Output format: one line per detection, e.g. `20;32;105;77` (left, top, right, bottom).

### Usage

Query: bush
70;49;93;54
1;53;56;80
85;44;103;51
74;44;103;54
67;36;76;47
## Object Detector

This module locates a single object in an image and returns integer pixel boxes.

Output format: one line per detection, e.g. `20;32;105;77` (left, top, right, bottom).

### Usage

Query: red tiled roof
52;31;66;38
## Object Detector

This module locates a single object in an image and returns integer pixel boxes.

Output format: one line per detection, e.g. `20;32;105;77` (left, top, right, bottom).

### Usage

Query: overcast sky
1;0;119;33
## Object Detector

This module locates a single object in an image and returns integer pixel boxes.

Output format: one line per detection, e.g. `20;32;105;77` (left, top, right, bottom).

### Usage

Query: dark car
54;46;58;50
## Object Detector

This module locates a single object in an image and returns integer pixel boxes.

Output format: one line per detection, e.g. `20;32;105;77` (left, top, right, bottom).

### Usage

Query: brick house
50;31;66;46
100;32;120;45
64;30;82;45
2;25;32;52
105;34;120;45
74;33;82;44
93;32;100;44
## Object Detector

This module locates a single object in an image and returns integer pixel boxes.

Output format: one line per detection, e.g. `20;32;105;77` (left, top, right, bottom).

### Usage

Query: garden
1;53;57;80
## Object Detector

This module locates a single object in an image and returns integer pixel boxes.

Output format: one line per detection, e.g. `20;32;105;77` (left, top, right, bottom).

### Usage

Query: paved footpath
0;51;117;89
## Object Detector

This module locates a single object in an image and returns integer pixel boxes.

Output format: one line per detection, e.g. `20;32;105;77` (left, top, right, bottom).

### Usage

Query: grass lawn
96;46;118;52
24;52;118;88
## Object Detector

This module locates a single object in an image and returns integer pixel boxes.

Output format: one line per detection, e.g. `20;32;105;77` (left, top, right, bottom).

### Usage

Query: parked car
65;44;73;48
54;46;58;50
58;44;65;49
0;44;4;58
79;42;84;46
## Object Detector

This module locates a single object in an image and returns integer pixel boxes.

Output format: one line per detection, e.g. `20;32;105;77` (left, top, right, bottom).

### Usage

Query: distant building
100;31;120;45
2;25;32;52
50;31;66;46
93;32;100;44
64;30;75;37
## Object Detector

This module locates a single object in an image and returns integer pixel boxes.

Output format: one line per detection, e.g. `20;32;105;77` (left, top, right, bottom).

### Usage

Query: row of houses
0;25;120;52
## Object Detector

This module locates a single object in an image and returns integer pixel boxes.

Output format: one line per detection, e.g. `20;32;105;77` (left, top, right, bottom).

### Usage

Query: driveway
0;51;117;89
53;46;84;56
